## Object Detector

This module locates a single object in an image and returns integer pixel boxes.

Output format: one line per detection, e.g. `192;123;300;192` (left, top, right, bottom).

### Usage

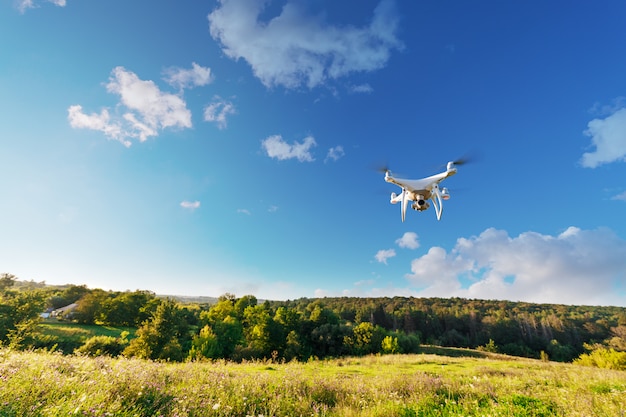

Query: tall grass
0;349;624;416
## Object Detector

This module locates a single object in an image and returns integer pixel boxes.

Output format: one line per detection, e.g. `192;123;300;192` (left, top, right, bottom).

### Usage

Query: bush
75;335;127;357
574;346;626;370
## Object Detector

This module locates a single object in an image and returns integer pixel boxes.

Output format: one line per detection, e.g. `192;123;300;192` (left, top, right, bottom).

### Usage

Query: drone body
384;161;461;222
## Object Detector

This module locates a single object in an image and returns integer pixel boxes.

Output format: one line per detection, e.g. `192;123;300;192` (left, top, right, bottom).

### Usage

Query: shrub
574;346;626;370
75;335;128;357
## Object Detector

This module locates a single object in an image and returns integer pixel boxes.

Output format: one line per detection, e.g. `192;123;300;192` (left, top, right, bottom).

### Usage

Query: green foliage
3;279;626;365
188;325;220;360
574;346;626;370
72;289;157;326
381;335;400;354
75;334;128;357
345;322;380;355
477;338;499;353
124;299;189;361
0;280;47;348
0;273;17;291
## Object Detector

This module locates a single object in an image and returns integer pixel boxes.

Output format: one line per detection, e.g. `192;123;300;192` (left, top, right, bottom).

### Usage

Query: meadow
1;348;624;416
32;321;135;354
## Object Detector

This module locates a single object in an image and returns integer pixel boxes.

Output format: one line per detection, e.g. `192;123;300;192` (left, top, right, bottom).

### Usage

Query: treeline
1;273;625;364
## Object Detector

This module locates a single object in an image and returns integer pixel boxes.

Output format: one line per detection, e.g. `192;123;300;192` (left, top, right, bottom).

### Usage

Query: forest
1;273;625;366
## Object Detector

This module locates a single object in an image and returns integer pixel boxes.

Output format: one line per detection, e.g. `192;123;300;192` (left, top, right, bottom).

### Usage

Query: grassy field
0;348;624;416
37;320;135;339
32;320;135;353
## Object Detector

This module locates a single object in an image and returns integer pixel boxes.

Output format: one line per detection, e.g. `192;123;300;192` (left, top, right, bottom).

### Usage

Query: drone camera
441;187;450;200
412;200;429;211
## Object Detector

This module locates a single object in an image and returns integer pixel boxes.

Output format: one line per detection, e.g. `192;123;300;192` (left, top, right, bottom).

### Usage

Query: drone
382;159;469;222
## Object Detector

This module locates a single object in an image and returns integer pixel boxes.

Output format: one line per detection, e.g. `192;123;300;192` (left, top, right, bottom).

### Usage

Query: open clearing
1;348;625;416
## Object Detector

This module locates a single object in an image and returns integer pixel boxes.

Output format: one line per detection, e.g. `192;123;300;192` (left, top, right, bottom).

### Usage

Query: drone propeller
452;157;471;166
452;150;481;166
434;151;481;171
373;162;391;175
401;188;408;222
378;166;391;175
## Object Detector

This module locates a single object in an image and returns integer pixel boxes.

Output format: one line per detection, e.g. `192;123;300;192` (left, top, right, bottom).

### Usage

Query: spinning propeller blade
452;157;473;166
452;150;481;166
401;188;408;222
374;164;391;175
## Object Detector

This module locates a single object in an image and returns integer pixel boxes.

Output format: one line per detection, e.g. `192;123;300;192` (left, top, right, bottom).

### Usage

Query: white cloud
180;200;201;210
67;105;130;147
349;84;373;94
208;0;403;89
324;146;345;163
17;0;34;13
395;232;419;249
261;135;316;162
17;0;65;13
204;96;236;129
68;67;192;145
237;208;251;215
163;62;214;90
580;106;626;168
612;191;626;201
375;248;396;265
406;227;626;306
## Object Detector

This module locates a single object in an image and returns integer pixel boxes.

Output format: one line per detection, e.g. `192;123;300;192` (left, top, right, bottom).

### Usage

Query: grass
0;349;624;416
30;320;136;354
37;320;135;340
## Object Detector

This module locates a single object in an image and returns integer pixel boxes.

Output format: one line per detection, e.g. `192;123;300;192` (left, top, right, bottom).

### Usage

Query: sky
2;0;626;307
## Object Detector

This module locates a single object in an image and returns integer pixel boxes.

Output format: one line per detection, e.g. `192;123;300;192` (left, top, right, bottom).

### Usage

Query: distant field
1;348;624;416
33;320;136;353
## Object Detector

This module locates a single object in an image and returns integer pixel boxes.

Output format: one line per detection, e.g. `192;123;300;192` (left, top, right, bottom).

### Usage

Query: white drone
383;159;468;222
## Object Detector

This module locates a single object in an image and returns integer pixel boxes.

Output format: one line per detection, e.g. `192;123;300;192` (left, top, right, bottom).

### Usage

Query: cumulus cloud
204;96;236;129
405;227;626;305
261;135;316;162
67;106;129;147
375;248;396;265
324;146;345;163
68;67;192;146
163;62;213;90
17;0;65;13
396;232;419;249
208;0;403;89
580;106;626;167
180;200;200;210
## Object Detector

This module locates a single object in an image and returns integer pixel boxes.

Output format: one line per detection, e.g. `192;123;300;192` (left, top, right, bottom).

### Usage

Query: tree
381;335;400;354
0;283;46;348
345;322;383;355
0;273;17;291
188;325;220;360
124;300;189;361
243;304;272;357
100;290;156;326
73;289;109;324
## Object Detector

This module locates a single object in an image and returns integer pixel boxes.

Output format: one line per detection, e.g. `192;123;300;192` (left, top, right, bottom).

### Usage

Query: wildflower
212;403;220;410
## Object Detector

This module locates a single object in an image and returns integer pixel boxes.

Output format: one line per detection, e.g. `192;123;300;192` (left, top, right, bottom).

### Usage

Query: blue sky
2;0;626;306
